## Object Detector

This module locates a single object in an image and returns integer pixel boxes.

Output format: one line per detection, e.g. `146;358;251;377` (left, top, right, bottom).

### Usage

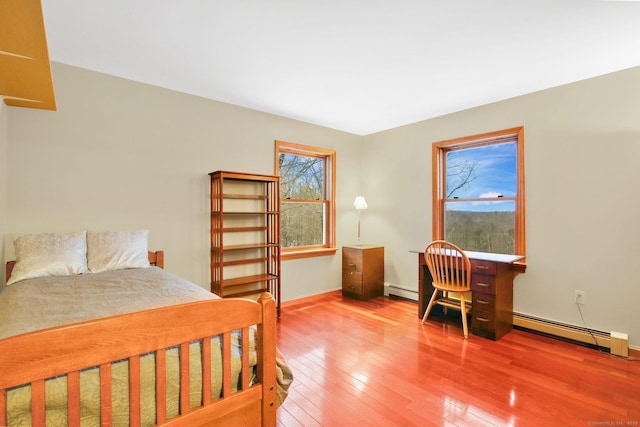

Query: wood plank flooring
276;292;640;427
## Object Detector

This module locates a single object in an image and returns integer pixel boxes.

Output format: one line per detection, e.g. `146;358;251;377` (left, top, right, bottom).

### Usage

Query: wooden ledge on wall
0;0;57;110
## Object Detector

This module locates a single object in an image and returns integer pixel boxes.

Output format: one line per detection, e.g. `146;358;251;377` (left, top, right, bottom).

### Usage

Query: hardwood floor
276;292;640;427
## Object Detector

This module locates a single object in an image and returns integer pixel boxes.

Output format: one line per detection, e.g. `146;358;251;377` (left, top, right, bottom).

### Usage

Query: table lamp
353;196;368;244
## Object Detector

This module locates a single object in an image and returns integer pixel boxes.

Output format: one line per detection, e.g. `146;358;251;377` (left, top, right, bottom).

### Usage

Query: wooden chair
421;240;472;338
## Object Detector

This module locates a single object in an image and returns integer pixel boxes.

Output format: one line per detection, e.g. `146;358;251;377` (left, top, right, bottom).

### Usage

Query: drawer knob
476;265;489;270
476;316;490;323
349;286;355;290
477;299;490;305
348;263;356;268
477;282;490;287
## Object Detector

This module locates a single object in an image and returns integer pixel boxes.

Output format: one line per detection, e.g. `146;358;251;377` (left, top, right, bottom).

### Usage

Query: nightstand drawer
343;251;363;272
342;270;363;294
471;274;496;295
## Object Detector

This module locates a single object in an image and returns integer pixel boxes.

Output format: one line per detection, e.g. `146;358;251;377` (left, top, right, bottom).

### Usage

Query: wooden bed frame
0;251;278;426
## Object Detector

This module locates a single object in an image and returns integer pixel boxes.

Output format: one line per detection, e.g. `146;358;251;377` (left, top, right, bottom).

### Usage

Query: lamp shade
353;196;368;210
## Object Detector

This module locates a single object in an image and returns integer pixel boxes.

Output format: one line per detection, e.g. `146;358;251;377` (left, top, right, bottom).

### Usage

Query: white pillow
87;230;150;273
7;231;88;286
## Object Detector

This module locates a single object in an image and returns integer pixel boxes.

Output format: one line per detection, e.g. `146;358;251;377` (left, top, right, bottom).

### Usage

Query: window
432;127;525;256
275;141;336;259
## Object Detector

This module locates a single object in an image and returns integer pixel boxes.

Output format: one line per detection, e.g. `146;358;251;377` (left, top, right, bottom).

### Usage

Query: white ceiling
41;0;640;135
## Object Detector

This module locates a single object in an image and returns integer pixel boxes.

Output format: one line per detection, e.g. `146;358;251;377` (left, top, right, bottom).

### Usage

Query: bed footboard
0;293;277;426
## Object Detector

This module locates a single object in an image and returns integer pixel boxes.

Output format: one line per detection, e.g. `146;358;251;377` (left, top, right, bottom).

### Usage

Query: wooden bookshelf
210;170;281;315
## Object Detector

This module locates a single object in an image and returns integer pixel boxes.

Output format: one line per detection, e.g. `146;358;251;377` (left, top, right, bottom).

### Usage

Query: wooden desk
415;250;525;340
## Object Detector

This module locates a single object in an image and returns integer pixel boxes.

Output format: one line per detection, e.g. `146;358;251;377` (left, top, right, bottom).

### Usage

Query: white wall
363;66;640;348
4;62;363;300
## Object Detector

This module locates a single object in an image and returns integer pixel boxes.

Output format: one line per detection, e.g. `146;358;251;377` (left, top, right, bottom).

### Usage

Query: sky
445;141;517;212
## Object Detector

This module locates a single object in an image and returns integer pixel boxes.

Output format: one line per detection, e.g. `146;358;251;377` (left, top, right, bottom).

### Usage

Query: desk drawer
471;274;496;294
471;309;496;332
473;293;495;311
472;260;496;275
342;270;363;294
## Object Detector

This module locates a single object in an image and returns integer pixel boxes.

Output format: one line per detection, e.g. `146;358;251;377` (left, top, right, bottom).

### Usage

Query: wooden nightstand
342;245;384;300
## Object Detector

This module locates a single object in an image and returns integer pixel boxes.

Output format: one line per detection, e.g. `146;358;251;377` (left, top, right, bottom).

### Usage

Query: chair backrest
424;240;471;291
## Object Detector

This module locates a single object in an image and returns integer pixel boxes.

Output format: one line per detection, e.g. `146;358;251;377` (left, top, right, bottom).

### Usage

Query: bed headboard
5;250;165;284
148;250;164;269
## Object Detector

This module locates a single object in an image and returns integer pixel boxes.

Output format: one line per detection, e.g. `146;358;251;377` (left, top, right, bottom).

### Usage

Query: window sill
281;247;338;261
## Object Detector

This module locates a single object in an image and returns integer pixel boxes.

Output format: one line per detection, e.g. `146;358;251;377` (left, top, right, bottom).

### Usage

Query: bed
0;230;291;426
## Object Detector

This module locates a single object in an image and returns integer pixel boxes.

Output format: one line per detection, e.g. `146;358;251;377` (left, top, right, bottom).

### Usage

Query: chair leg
442;291;448;316
459;293;469;338
421;289;439;324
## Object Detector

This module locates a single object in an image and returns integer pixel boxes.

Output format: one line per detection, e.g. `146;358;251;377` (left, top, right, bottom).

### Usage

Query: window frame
432;126;526;257
275;140;337;260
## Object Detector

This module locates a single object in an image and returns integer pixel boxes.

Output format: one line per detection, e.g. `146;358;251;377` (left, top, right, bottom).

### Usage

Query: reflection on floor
276;291;640;426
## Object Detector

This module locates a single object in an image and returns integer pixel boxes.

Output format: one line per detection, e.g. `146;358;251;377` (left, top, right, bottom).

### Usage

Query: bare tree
279;154;325;247
446;153;479;198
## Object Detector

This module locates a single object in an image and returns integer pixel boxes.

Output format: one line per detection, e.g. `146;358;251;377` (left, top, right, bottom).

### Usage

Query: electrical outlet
574;290;585;305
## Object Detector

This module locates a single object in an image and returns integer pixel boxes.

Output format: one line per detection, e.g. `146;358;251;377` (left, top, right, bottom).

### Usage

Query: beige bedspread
0;267;292;426
0;267;216;340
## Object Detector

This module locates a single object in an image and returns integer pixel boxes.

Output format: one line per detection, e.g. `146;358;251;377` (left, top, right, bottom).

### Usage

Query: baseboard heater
385;284;628;355
385;283;420;302
513;312;616;350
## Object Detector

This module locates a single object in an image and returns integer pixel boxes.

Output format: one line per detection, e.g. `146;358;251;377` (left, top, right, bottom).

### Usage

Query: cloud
478;191;502;198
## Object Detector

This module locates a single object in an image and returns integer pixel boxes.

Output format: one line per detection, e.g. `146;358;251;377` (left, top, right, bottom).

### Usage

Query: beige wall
0;103;7;281
363;66;640;348
4;62;364;300
5;61;640;349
